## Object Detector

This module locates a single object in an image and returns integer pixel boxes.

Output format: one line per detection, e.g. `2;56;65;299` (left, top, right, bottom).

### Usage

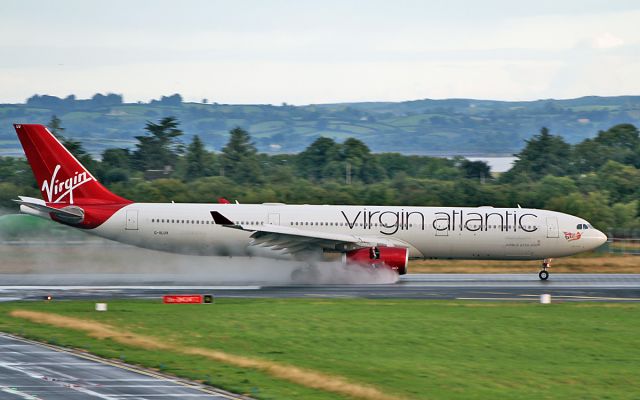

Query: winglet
210;211;234;225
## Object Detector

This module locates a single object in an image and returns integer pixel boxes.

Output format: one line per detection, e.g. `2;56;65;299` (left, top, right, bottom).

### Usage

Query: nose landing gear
539;258;551;280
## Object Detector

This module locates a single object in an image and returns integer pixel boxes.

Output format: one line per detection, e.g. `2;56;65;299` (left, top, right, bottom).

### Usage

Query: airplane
12;124;607;281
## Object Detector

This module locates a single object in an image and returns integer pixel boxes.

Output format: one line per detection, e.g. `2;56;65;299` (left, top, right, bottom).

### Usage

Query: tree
297;137;341;181
501;127;572;182
184;135;210;181
546;191;614;230
460;159;491;180
595;161;640;203
47;115;65;137
220;127;262;184
46;115;95;171
90;93;123;107
611;201;639;229
133;117;184;171
99;148;132;184
574;124;640;173
151;94;183;107
341;138;386;183
101;148;131;170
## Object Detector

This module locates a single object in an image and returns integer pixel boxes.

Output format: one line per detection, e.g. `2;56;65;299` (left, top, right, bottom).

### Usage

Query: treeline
1;117;639;231
25;93;183;109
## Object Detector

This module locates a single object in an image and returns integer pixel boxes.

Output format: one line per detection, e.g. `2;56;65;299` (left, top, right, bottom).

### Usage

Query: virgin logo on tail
41;164;94;204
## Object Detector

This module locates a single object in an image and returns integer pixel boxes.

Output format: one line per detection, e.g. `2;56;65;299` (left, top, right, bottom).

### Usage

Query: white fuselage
85;203;606;260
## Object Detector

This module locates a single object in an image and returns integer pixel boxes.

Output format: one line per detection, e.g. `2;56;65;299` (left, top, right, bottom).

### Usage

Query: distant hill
1;94;639;156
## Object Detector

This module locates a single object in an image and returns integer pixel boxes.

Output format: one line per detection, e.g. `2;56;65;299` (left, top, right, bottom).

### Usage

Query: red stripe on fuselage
48;202;130;229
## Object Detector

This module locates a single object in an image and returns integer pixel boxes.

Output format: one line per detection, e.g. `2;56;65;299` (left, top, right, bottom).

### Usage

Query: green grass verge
1;299;639;400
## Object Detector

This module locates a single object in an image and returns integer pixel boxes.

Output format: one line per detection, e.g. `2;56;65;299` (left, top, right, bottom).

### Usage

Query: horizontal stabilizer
14;197;84;223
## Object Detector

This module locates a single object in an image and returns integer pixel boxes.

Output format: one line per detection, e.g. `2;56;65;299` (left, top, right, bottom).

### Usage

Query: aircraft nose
589;229;608;248
596;230;608;246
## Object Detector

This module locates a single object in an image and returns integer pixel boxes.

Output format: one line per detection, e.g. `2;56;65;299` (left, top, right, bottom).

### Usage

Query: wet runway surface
0;334;244;400
0;275;638;399
1;274;640;302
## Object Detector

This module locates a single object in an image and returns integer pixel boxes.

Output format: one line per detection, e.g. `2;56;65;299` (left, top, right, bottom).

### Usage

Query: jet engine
343;246;408;275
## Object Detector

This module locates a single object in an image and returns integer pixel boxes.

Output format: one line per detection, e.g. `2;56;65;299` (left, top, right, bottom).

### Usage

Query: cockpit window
577;223;589;229
577;224;582;229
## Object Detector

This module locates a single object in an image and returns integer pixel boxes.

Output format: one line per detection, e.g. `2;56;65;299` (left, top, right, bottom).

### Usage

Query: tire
539;270;549;281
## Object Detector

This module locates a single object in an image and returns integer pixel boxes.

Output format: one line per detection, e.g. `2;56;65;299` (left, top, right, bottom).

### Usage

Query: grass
1;299;639;400
409;254;639;273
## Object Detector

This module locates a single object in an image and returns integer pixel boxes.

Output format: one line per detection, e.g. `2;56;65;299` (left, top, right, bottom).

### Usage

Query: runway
1;274;639;302
0;333;246;400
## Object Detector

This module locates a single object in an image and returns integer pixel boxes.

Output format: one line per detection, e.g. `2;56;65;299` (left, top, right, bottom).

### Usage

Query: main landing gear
538;258;551;281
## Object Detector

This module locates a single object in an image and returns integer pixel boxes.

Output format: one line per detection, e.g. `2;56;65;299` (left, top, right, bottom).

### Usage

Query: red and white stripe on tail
14;124;129;205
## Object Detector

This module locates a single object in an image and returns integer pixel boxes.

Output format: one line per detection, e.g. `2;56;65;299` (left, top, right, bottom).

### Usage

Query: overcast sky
2;0;639;104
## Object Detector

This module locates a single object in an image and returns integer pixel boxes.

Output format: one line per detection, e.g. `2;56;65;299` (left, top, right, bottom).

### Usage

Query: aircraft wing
210;211;404;255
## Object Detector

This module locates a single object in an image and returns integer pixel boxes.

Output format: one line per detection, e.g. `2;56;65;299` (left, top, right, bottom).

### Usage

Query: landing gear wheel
538;258;551;281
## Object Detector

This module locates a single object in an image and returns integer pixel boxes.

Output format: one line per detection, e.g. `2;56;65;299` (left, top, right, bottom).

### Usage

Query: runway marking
456;297;535;301
108;395;216;397
0;285;262;290
32;366;77;380
1;386;42;400
0;362;97;366
114;395;225;397
0;351;60;354
0;334;244;400
519;295;640;301
0;362;116;399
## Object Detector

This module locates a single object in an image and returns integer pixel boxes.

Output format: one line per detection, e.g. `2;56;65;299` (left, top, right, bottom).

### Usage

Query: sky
1;0;640;105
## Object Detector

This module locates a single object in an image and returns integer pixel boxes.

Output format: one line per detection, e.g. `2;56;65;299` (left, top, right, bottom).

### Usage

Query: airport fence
605;229;640;255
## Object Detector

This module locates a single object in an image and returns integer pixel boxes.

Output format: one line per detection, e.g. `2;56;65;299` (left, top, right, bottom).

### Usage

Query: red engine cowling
343;246;409;275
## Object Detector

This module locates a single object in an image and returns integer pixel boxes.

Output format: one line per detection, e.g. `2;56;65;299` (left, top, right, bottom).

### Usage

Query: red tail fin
14;124;130;205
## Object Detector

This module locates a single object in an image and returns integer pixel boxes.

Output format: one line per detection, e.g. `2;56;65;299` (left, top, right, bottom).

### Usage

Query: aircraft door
268;213;280;225
546;217;559;238
126;210;139;230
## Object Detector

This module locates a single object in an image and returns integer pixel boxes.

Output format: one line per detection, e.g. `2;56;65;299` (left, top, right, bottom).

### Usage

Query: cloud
592;32;625;49
1;4;640;103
